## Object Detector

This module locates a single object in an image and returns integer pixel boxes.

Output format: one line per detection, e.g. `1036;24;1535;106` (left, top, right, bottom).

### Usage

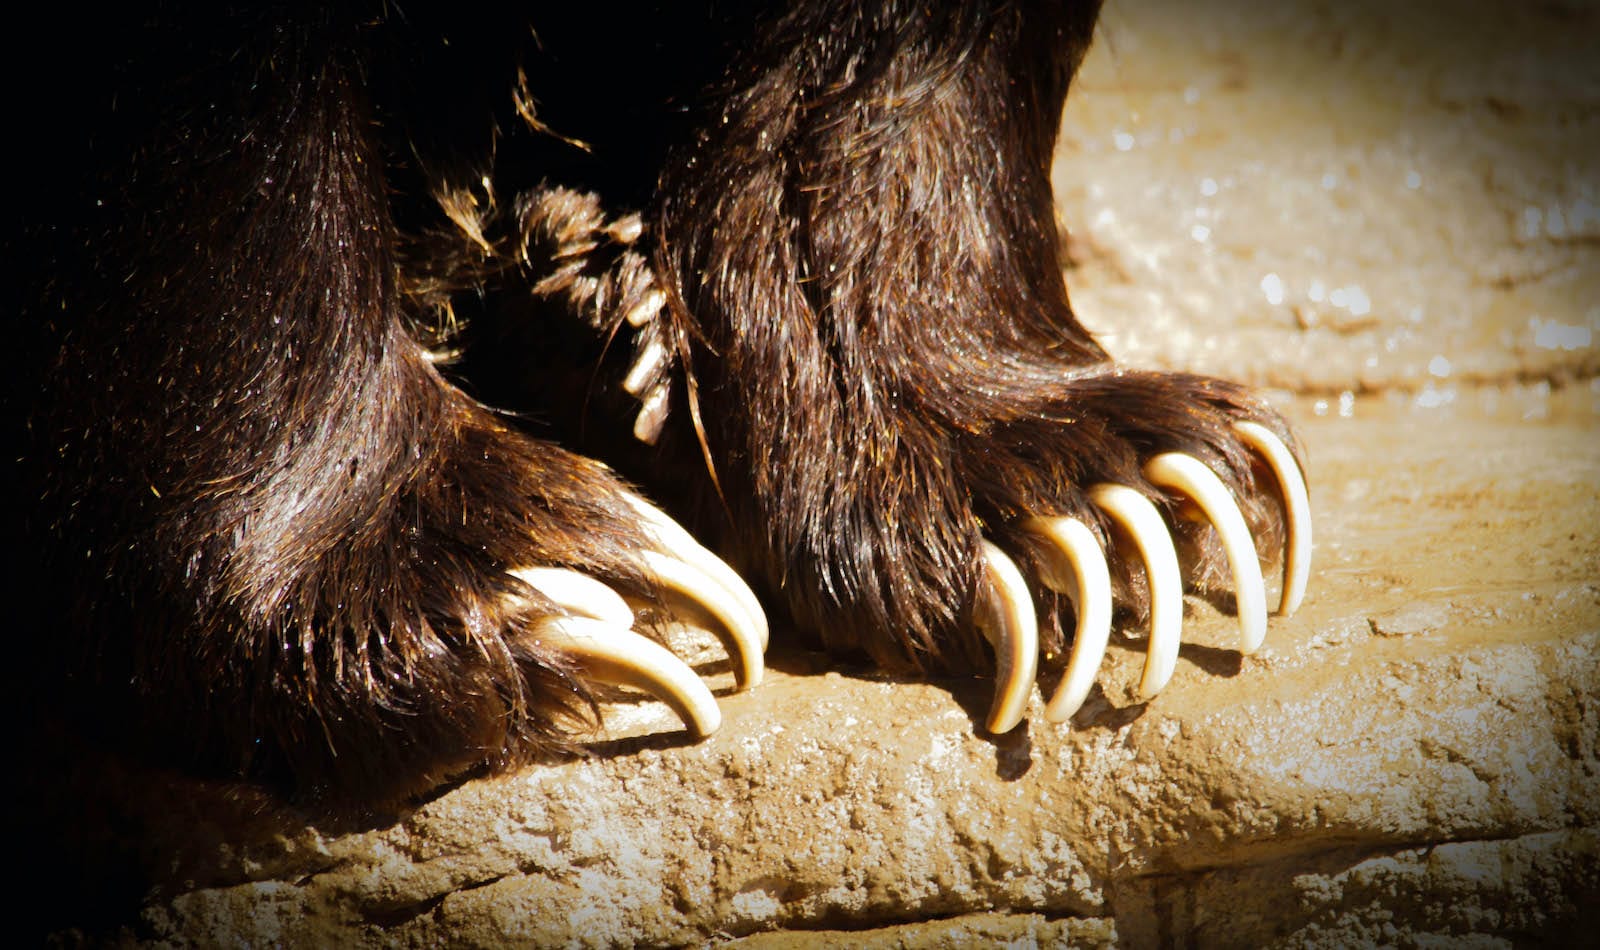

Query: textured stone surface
1056;0;1599;396
43;0;1599;946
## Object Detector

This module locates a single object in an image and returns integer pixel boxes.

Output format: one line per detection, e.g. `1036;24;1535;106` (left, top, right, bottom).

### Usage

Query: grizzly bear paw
629;326;1311;735
948;373;1312;730
620;0;1314;734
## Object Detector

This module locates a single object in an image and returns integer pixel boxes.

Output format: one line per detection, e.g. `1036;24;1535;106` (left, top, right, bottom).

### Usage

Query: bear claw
535;616;725;737
976;541;1041;734
622;493;770;653
1085;483;1185;701
1144;450;1267;653
516;494;768;737
1024;514;1113;723
1234;422;1313;616
980;424;1311;730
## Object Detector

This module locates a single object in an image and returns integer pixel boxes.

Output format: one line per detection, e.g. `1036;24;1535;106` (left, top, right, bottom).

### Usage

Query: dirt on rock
37;1;1600;946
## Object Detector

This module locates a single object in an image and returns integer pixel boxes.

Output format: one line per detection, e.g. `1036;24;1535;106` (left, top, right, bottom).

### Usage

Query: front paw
975;407;1311;731
194;411;768;802
670;357;1311;737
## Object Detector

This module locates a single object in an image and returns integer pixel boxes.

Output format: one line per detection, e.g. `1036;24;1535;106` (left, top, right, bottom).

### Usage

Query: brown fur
14;9;667;804
646;0;1295;672
10;0;1300;814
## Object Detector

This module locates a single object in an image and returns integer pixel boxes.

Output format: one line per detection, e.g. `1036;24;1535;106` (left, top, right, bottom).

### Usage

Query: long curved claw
974;540;1039;734
1233;422;1313;617
509;567;635;628
623;493;769;650
1089;484;1183;700
1143;453;1268;654
638;550;764;690
537;616;721;737
1023;516;1113;722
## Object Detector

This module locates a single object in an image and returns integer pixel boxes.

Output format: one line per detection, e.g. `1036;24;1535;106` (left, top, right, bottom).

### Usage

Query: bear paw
975;417;1310;731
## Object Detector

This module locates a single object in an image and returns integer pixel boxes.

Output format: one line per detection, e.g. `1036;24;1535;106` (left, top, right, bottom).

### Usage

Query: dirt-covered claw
1089;483;1182;700
536;616;722;737
1144;452;1268;653
1023;516;1113;722
975;540;1039;734
1233;422;1313;616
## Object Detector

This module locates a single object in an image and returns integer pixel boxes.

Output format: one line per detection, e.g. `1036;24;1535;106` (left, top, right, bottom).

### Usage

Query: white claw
622;336;667;396
537;616;721;737
1023;516;1113;722
1089;484;1183;700
625;287;667;328
608;214;644;245
509;567;635;628
1144;453;1268;654
633;384;669;445
639;550;764;690
975;541;1039;734
623;493;770;651
1233;422;1312;617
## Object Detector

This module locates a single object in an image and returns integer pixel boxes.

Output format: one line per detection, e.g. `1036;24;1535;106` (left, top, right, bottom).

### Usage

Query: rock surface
44;0;1599;946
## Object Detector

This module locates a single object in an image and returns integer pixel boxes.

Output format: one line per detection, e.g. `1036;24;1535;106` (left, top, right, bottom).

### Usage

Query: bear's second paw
974;412;1311;731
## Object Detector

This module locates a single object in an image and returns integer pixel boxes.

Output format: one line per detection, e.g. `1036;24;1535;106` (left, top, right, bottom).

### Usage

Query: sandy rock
39;0;1599;946
1056;0;1599;397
